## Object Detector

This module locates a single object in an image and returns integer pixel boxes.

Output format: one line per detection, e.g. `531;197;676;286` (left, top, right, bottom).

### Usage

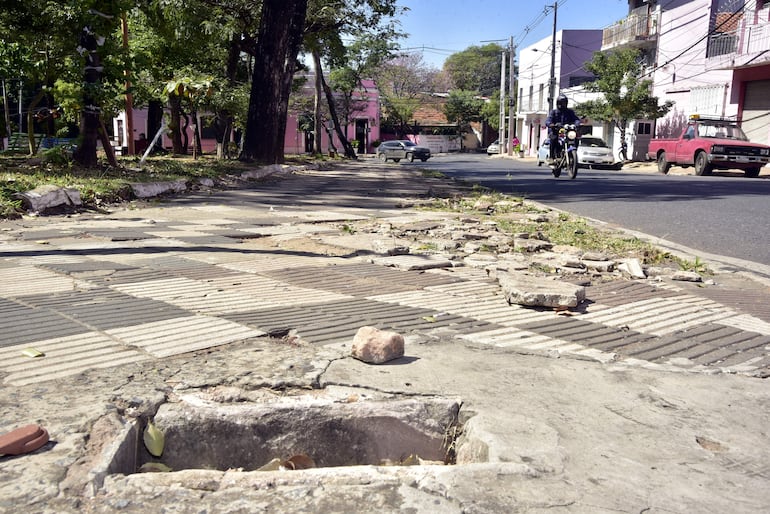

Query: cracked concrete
1;160;770;513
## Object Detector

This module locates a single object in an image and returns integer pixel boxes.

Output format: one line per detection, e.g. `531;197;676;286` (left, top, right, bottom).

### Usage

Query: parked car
537;140;550;166
377;140;431;162
577;136;621;170
486;140;501;155
538;137;621;170
647;114;770;177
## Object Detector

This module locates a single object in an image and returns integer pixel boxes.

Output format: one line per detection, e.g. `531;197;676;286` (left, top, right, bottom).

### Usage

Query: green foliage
444;90;484;131
443;43;505;96
576;48;674;131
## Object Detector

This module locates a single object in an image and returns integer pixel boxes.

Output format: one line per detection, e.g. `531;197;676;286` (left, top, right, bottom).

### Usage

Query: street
419;154;770;275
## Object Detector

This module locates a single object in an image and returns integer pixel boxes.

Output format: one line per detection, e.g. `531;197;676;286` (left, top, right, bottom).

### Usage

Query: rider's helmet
556;94;568;110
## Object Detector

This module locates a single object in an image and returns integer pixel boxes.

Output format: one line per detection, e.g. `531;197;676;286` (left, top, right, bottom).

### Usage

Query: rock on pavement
351;326;405;364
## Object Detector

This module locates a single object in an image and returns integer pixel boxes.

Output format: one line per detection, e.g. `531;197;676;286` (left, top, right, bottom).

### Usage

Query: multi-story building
603;0;770;155
515;29;604;158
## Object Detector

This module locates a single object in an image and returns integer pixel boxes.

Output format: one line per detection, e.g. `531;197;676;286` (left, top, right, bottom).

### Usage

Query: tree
241;0;308;163
443;43;505;97
374;54;435;137
444;90;483;134
576;48;674;153
302;0;402;158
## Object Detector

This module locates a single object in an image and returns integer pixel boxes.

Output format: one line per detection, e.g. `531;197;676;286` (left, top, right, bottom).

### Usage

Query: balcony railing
707;32;738;57
602;6;658;49
706;8;770;67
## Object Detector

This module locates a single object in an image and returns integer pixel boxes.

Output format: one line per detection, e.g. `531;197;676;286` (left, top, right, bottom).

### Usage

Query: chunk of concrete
498;272;586;308
16;185;82;212
351;326;405;364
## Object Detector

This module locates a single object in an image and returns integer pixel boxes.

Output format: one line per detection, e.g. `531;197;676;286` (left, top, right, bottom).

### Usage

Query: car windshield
697;122;749;141
581;137;608;147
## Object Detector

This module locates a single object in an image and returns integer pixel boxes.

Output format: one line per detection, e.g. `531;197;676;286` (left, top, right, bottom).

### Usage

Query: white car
486;140;501;155
577;136;621;170
538;137;621;170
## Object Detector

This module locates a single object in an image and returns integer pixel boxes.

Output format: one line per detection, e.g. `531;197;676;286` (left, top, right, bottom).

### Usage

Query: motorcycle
550;123;580;179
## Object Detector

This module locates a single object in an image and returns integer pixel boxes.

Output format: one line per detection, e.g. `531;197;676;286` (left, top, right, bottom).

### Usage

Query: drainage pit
106;395;463;478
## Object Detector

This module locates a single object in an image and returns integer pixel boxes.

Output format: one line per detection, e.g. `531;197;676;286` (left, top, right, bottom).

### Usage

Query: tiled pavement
2;183;770;386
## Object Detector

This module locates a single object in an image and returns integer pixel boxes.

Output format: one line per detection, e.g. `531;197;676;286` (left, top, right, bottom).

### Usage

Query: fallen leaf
421;316;436;323
138;462;173;473
257;458;282;471
21;348;45;358
143;421;165;457
279;453;315;470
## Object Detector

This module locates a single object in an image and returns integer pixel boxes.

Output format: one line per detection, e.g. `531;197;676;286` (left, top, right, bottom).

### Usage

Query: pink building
114;77;381;156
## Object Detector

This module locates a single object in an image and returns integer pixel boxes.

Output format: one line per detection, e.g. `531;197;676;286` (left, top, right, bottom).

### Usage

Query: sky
394;0;632;69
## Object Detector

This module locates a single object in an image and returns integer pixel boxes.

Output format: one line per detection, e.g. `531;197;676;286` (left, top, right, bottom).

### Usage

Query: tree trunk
313;52;324;156
240;0;308;163
26;90;46;155
318;68;356;159
72;25;102;167
167;96;184;154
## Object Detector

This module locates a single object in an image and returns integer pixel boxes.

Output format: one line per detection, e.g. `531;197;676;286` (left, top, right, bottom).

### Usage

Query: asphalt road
409;154;770;273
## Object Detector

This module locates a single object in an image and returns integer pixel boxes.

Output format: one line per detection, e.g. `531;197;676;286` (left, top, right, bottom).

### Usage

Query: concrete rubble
1;159;769;513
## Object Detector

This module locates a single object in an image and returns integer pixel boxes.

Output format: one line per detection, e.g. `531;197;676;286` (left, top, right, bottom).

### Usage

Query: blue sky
395;0;632;69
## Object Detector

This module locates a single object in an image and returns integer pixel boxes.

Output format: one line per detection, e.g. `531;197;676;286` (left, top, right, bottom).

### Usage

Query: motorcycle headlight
711;145;724;153
567;130;577;139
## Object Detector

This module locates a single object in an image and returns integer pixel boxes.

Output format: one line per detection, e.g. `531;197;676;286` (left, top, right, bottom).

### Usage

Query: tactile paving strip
0;298;92;347
225;298;501;345
19;288;191;331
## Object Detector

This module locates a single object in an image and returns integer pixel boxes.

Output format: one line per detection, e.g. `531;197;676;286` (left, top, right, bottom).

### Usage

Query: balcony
707;8;770;70
601;5;659;51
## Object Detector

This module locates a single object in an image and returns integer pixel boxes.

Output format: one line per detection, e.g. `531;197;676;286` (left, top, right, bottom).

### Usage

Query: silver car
377;140;431;162
578;136;621;170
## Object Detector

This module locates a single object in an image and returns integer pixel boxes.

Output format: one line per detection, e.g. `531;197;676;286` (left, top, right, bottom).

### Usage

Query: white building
515;29;605;158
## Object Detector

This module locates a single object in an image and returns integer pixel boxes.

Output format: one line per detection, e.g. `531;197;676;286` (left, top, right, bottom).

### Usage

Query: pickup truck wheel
657;152;671;174
744;167;761;178
694;151;713;176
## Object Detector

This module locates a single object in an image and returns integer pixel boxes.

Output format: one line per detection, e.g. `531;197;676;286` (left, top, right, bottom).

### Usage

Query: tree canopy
575;48;674;142
0;0;403;165
443;43;505;97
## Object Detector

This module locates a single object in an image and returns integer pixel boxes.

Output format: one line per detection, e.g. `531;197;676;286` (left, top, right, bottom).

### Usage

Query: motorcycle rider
545;94;581;165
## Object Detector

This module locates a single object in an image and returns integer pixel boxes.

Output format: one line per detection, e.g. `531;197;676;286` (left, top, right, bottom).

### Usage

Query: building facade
515;29;604;158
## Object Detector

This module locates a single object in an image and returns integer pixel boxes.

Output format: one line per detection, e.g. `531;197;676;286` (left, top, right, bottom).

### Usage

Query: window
636;122;652;135
538;84;544;111
528;85;533;111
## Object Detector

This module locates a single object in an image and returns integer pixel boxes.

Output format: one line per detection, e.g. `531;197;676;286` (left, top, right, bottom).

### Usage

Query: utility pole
498;49;506;154
506;36;516;156
548;2;558;113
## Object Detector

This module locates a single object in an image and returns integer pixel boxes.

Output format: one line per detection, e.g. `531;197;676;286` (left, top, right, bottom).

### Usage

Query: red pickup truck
647;115;770;177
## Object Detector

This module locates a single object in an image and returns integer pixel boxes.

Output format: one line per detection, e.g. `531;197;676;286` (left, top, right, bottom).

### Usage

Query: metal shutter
742;80;770;145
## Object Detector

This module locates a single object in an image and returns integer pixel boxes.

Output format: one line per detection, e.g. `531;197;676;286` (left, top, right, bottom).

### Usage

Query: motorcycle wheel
568;150;578;179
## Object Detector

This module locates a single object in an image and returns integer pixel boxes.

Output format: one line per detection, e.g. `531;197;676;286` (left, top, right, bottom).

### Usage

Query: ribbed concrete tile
328;262;461;287
219;254;350;271
0;298;91;347
716;314;770;336
226;298;496;345
106;316;264;357
581;295;735;336
0;265;89;297
368;288;555;327
516;317;655;351
370;254;455;271
21;288;191;330
110;277;262;315
36;260;137;275
0;332;151;386
585;280;682;306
